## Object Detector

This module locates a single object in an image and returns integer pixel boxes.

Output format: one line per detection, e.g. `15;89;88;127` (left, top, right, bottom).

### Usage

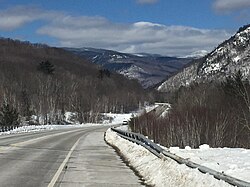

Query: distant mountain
182;50;208;59
158;24;250;92
64;47;192;88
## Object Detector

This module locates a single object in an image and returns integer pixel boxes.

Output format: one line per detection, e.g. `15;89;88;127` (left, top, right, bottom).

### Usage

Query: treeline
0;38;154;126
130;71;250;148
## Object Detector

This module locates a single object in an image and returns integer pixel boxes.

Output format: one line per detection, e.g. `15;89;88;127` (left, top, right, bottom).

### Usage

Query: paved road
0;126;143;187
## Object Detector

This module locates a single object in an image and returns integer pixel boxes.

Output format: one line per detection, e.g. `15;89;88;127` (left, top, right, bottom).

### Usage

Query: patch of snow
169;145;250;183
144;104;159;113
92;55;98;59
183;50;208;58
64;112;78;124
0;112;138;136
199;144;210;150
118;65;148;79
111;54;124;59
105;129;232;187
159;104;171;117
102;113;134;125
133;53;146;57
203;63;221;74
233;56;241;62
185;146;192;150
0;124;101;136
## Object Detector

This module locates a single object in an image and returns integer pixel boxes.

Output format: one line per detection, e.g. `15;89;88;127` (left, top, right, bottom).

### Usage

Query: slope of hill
0;38;151;124
64;47;192;88
158;24;250;92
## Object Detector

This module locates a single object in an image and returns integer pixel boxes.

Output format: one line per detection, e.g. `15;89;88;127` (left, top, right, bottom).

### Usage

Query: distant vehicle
122;121;128;125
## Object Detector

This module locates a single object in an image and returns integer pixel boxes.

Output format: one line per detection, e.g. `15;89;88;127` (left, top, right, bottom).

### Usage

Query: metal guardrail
111;127;250;187
111;127;163;158
0;126;19;132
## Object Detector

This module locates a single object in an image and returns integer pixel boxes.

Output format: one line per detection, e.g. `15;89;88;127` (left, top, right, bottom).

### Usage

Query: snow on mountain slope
198;25;250;79
64;47;192;88
157;61;199;91
182;50;208;58
158;24;250;92
118;64;148;80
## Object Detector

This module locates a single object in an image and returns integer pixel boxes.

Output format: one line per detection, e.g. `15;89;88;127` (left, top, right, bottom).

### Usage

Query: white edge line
47;137;81;187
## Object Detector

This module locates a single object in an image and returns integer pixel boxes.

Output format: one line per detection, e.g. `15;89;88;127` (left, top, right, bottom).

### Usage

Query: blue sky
0;0;249;56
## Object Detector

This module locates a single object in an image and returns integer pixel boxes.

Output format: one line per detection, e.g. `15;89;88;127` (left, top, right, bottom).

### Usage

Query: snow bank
102;113;134;125
102;104;159;125
0;112;135;136
0;123;106;135
105;128;231;187
170;145;250;183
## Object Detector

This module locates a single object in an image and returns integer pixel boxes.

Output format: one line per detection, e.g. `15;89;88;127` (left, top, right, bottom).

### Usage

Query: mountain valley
65;47;192;88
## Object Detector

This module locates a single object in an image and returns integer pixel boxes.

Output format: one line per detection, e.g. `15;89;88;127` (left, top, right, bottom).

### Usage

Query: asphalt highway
0;126;142;187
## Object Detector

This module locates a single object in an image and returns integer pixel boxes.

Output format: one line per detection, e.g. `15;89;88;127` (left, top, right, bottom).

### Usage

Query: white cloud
213;0;250;12
37;19;231;56
136;0;159;4
0;5;63;30
0;6;232;56
0;6;36;30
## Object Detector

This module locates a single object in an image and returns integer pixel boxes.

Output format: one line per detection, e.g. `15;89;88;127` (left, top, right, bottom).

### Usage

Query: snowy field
0;124;106;136
0;110;138;136
170;145;250;183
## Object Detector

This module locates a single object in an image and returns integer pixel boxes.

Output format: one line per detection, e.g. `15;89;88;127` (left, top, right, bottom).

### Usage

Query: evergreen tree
38;60;55;75
20;89;32;119
98;69;111;79
0;103;19;127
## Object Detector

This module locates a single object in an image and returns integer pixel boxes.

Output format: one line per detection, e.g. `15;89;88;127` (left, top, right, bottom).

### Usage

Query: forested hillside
131;71;250;148
131;24;250;149
0;38;153;125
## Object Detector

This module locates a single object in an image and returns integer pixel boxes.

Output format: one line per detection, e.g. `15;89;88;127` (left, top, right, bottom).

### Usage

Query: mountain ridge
158;24;250;92
64;47;192;88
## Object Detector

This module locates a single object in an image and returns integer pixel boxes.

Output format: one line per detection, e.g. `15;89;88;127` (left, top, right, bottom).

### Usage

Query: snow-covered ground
102;108;249;186
102;104;159;125
102;113;134;125
170;145;250;183
0;110;140;136
0;123;104;136
105;128;233;187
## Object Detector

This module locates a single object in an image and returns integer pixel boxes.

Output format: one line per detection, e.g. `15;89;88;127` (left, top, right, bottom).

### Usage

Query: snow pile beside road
0;123;108;136
0;112;137;136
170;145;250;183
105;128;231;187
0;125;57;135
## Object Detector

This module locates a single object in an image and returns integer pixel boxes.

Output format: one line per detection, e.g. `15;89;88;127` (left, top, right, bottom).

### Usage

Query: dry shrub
131;80;250;148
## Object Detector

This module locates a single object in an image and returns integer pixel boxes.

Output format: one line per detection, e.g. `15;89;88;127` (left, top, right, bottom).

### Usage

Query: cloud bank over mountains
0;5;232;56
213;0;250;12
